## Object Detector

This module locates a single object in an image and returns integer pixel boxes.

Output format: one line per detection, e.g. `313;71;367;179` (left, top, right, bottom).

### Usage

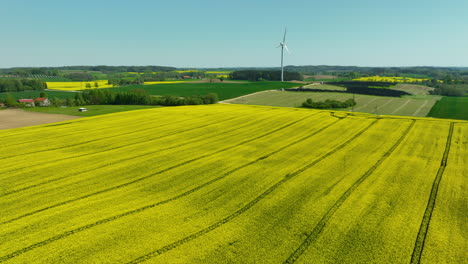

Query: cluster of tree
63;72;95;81
428;83;467;96
69;89;219;106
106;71;205;86
107;78;144;86
1;68;60;77
1;66;177;75
230;70;303;81
0;93;20;107
302;98;356;109
0;79;46;92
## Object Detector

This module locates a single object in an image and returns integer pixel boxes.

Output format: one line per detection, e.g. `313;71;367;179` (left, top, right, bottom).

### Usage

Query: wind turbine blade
283;28;287;42
284;45;290;54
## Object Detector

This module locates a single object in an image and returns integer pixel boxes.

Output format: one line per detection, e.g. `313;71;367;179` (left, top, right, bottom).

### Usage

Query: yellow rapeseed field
46;80;112;91
46;80;194;90
0;104;465;263
353;76;429;83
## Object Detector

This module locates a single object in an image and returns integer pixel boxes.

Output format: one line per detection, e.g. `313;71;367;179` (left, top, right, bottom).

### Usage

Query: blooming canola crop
0;104;465;263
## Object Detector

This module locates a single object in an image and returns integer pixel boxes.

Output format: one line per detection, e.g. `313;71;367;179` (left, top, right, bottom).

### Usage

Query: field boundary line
283;119;416;264
1;112;321;225
123;119;380;264
0;112;334;262
0;109;283;197
410;122;454;264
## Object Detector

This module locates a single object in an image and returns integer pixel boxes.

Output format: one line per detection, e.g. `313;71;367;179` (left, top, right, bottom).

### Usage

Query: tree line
0;79;46;93
230;70;303;81
1;66;177;75
71;89;219;106
284;65;468;80
302;98;357;109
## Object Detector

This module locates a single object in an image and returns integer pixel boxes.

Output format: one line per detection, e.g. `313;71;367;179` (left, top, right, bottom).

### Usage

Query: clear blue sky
1;0;467;68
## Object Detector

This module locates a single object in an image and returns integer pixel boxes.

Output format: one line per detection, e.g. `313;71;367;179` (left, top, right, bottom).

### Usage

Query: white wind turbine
277;28;289;82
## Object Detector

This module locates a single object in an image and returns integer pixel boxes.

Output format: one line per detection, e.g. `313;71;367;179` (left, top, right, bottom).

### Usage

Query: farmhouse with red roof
18;99;35;107
17;97;50;107
35;97;50;106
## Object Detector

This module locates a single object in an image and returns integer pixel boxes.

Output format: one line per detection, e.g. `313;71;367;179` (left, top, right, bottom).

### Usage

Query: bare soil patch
0;109;80;130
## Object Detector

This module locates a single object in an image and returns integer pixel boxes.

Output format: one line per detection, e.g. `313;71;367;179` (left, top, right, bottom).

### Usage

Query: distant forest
230;70;303;81
284;65;468;80
0;66;177;76
2;65;468;80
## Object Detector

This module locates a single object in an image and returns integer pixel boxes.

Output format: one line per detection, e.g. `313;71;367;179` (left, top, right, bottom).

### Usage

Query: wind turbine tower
277;28;289;82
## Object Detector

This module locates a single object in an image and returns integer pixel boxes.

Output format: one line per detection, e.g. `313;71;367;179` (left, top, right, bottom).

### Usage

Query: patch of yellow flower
215;74;230;78
353;76;429;83
46;80;113;91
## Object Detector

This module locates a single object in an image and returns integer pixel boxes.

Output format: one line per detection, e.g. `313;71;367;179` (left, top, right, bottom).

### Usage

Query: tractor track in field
0;109;287;197
0;108;272;175
0;112;242;162
3;105;275;147
1;112;320;226
410;122;454;264
0;112;336;262
283;119;416;264
0;114;240;176
0;108;276;175
124;119;379;264
0;111;169;148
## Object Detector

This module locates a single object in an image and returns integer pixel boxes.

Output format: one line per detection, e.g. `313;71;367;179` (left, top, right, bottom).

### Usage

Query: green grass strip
283;119;416;264
410;122;454;264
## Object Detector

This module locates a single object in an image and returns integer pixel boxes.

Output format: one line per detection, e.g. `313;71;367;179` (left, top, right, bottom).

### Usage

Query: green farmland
427;96;468;120
0;81;300;101
108;81;299;100
0;104;465;263
227;90;440;117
